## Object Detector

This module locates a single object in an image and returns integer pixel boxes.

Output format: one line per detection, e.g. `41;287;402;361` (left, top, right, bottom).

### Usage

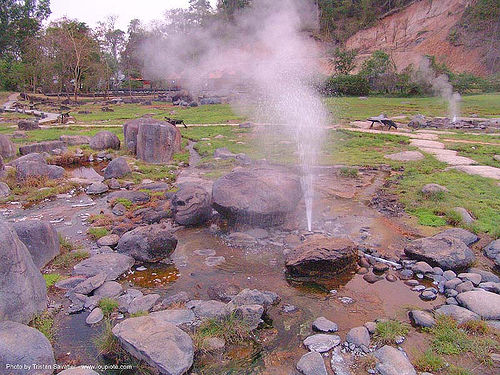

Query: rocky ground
0;97;499;375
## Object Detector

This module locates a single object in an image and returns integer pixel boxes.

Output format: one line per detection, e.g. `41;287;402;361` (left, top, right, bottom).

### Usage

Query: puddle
121;264;180;289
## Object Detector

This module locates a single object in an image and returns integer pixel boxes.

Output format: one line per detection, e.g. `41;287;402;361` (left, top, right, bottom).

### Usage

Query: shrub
373;320;410;344
30;311;55;342
323;74;370;96
99;298;119;317
43;273;62;287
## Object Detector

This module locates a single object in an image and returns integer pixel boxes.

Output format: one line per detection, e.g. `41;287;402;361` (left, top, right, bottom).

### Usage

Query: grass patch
412;207;448;227
112;198;133;209
130;161;176;183
414;349;445;372
51;250;89;268
87;214;113;227
193;313;252;352
30;311;55;342
129;311;149;317
447;142;500;168
87;227;110;240
98;298;119;317
339;166;359;178
373;320;410;345
59;234;77;253
43;273;62;287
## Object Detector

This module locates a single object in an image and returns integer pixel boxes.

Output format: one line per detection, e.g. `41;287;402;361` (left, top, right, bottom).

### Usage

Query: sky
47;0;218;31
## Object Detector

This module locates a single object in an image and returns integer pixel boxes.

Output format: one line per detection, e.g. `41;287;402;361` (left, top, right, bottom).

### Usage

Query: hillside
345;0;498;76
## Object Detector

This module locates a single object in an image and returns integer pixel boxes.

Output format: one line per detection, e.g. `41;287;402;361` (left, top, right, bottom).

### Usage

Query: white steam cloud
139;0;328;231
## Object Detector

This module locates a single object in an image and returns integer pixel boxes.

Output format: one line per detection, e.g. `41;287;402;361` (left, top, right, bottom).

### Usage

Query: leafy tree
217;0;252;21
331;47;357;75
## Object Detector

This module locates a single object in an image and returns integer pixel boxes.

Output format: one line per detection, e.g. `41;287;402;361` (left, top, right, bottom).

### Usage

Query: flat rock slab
71;167;104;183
150;309;196;326
374;345;416;375
456;290;500;320
420;148;475;165
72;253;134;281
303;333;341;352
452;165;500;180
112;316;193;375
384;151;424;162
410;139;445;149
434;304;480;324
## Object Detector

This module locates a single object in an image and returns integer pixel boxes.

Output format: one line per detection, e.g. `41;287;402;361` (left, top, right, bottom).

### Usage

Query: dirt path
2;92;60;124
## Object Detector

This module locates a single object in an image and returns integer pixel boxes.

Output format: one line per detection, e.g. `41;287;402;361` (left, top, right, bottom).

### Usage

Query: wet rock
363;273;383;284
130;118;181;163
112;316;193;375
128;294;160;315
434;304;480;324
455;281;474;293
187;300;229;320
19;141;66;155
212;166;302;226
399;269;413;280
86;308;104;325
345;326;370;347
73;272;107;295
404;235;475;270
117;223;177;262
72;252;134;281
373;262;389;272
108;190;150;204
456;290;500;320
0;321;55;374
229;289;279;308
457;272;482;286
0;221;46;323
12;220;60;269
161;291;190;308
104;157;131;179
374;345;416;375
296;351;327;375
409;310;435;327
16;160;64;181
171;184;212;226
421;183;448;195
94;281;123;299
433;228;478;246
468;268;500;283
89;131;120;150
233;304;264;330
0;134;16;158
97;234;120;248
312;317;338;333
150;309;196;326
86;182;109;195
412;261;433;274
405;280;420;287
303;333;341;352
285;236;358;278
58;366;99;375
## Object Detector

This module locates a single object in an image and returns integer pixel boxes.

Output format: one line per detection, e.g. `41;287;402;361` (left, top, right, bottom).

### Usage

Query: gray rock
187;300;229;320
457;272;482;286
0;221;46;323
117;223;178;262
443;270;457;280
233;304;264;330
89;131;120;150
112;202;126;216
128;294;160;315
54;276;86;290
296;351;327;375
16;160;64;181
312;317;338;333
161;291;190;308
434;304;480;324
108;190;150;204
446;297;458;305
171;183;212;226
479;282;500;293
212;166;302;226
150;309;196;326
97;234;120;247
72;252;134;281
303;333;341;352
444;278;462;290
404;235;475;270
455;281;474;293
12;220;60;269
433;228;478;246
229;288;279;308
18;120;40;131
0;134;16;158
86;308;104;325
73;272;107;295
112;316;193;375
8;153;45;167
374;345;416;375
0;181;10;198
364;321;377;334
453;207;475;224
104;157;131;179
345;326;370;347
19;141;66;155
484;240;500;260
86;182;109;195
117;289;143;313
135;119;181;163
0;321;55;374
58;366;99;375
456;290;500;320
421;183;448;194
59;135;91;146
468;268;500;283
330;347;352;375
94;281;123;299
409;310;435;328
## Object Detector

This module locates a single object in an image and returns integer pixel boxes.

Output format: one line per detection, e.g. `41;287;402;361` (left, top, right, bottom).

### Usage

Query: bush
323;74;370;96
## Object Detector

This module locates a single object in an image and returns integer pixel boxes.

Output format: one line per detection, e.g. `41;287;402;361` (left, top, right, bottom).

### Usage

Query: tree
331;47;357;75
120;19;148;95
217;0;252;21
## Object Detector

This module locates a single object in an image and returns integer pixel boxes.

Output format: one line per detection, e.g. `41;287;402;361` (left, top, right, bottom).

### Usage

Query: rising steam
140;0;328;231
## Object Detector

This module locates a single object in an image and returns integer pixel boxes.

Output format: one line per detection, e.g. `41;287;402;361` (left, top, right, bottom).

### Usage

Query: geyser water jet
140;0;328;230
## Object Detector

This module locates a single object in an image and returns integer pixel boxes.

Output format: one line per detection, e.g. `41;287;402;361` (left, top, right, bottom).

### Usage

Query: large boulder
433;228;478;246
0;321;55;374
18;140;66;155
12;220;60;269
103;157;131;179
0;134;16;158
456;290;500;320
404;235;475;270
117;223;178;262
89;131;120;150
112;316;193;375
72;252;134;281
16;160;64;181
285;236;358;277
8;153;45;167
0;221;46;323
171;183;212;226
135;119;181;163
123;117;142;153
212;167;302;226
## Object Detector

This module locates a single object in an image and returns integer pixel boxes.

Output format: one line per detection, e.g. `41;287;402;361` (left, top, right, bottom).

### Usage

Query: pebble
405;280;420;287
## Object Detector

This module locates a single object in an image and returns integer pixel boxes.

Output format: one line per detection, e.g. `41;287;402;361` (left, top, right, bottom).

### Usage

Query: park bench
368;115;398;130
